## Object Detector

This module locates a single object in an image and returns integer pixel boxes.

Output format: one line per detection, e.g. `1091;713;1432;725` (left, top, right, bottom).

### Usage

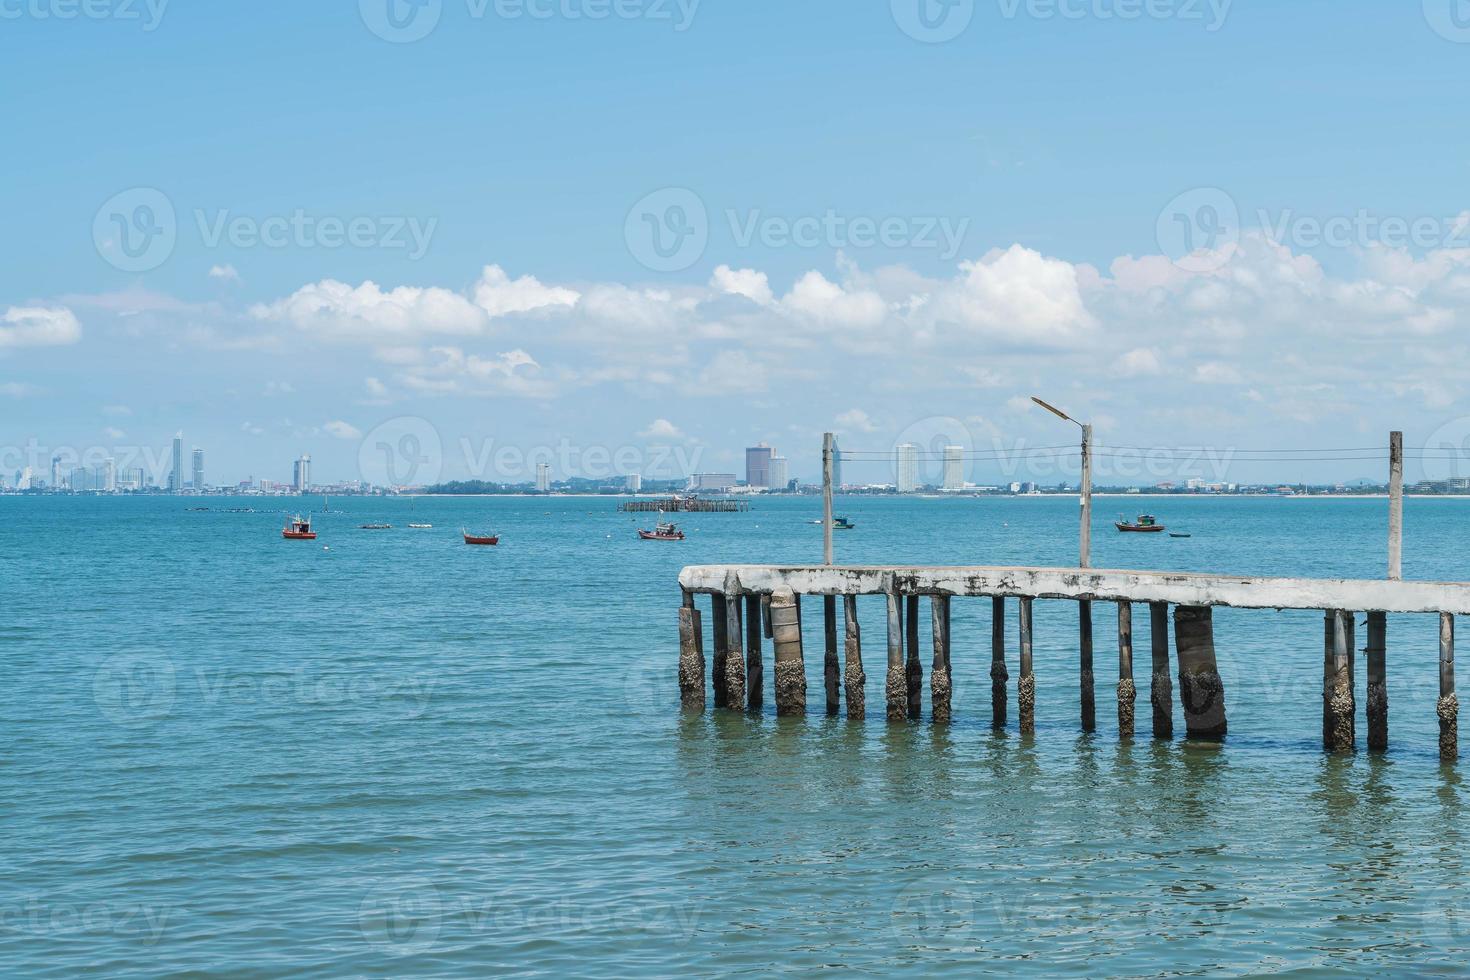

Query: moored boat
360;523;393;530
282;515;316;540
408;523;433;529
1116;514;1166;533
639;521;685;541
462;528;499;546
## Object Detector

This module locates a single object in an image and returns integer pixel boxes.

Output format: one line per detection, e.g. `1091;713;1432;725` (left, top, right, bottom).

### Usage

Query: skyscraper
536;463;551;493
169;432;183;493
745;444;773;488
942;446;964;490
293;454;311;493
625;473;642;493
192;449;204;492
104;458;116;493
895;443;919;493
50;455;61;491
768;455;789;492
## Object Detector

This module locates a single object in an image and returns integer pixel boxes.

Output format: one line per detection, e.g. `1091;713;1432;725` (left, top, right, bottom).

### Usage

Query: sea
3;493;1470;976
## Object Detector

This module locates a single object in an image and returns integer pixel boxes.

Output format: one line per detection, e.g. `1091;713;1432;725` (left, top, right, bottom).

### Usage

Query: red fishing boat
462;528;499;546
282;515;317;540
1115;514;1166;533
638;521;685;541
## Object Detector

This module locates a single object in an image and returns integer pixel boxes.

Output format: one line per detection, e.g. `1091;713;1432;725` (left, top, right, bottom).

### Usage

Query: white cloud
1113;348;1161;377
711;265;774;306
102;426;126;439
252;279;486;340
1193;362;1244;384
241;422;265;436
324;420;363;440
780;271;887;328
639;419;685;440
365;377;388;397
473;264;580;318
0;306;81;348
1;382;39;398
209;264;241;283
836;408;879;432
926;245;1095;342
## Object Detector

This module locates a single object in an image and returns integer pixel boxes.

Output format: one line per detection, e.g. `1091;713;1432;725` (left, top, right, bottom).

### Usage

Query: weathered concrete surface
678;604;705;710
680;565;1470;615
1079;600;1095;733
823;595;840;716
990;597;1008;730
843;594;865;718
905;595;923;721
930;596;952;724
745;593;763;712
885;591;907;722
1175;605;1227;740
1441;612;1457;761
771;588;805;716
724;591;746;713
1019;596;1035;735
1117;601;1136;739
1150;602;1173;740
1366;611;1387;751
1326;609;1354;754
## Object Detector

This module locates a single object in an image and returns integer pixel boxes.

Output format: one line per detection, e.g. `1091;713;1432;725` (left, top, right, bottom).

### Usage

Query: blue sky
5;1;1470;488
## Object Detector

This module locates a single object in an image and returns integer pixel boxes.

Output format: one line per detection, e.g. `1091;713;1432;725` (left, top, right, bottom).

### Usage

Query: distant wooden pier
620;497;749;513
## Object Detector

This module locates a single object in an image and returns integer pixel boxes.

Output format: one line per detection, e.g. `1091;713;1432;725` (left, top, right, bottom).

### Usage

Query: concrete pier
905;595;923;720
1150;602;1172;739
931;596;952;723
1019;596;1035;735
678;591;705;710
843;595;865;718
1174;606;1226;740
823;595;840;716
990;597;1007;729
678;563;1470;759
770;588;804;716
1366;611;1388;751
1117;602;1136;739
885;591;907;721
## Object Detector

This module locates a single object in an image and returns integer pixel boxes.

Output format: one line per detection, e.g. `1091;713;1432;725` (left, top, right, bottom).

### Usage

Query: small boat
1116;514;1166;533
833;516;855;530
360;523;393;530
408;523;433;529
1170;532;1192;539
462;528;499;546
639;521;686;541
282;515;316;540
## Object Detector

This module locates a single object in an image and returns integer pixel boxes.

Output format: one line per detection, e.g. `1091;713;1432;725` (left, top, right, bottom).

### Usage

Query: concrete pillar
1440;612;1457;762
823;595;840;716
991;597;1008;729
711;593;728;710
1322;610;1334;748
886;591;907;722
745;593;763;712
770;588;805;716
678;590;705;710
1018;597;1035;735
724;591;746;712
761;594;773;640
1366;611;1388;751
1346;612;1357;744
1079;600;1096;732
931;596;952;723
1150;602;1172;739
1117;601;1136;739
905;594;923;720
844;594;865;718
1174;605;1226;740
1325;609;1354;753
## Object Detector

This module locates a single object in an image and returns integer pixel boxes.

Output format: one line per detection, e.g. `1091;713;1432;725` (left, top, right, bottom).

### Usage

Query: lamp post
1032;396;1092;569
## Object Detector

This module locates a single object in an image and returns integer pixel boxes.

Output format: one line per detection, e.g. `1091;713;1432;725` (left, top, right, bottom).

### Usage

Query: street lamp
1032;396;1092;569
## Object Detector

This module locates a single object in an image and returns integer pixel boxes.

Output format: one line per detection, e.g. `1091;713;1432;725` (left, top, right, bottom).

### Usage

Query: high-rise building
688;473;737;492
50;455;61;491
745;444;773;488
768;455;789;492
192;449;204;492
942;446;964;490
293;454;311;493
104;458;117;493
625;473;642;493
536;463;551;493
168;433;183;493
895;443;919;493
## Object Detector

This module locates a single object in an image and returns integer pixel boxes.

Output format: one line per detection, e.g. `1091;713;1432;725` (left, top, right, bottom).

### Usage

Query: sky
5;0;1470;489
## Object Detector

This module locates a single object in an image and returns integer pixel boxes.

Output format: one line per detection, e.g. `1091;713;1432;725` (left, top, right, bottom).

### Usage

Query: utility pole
822;432;835;565
1388;431;1403;581
1080;423;1093;569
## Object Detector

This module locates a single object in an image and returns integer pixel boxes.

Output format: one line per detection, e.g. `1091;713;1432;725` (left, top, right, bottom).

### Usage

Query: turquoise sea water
3;494;1470;976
